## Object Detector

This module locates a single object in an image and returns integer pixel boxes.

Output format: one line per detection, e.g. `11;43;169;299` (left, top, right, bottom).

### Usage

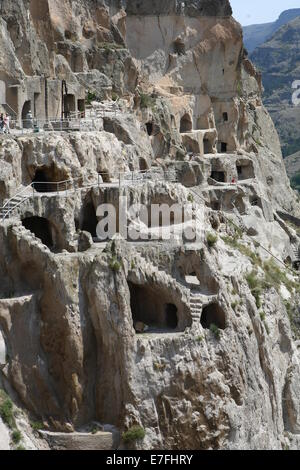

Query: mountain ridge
243;8;300;53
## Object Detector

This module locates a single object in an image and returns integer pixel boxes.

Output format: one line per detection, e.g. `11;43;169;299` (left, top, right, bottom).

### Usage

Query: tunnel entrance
201;303;226;330
129;282;179;333
236;162;255;180
22;100;32;128
220;142;227;153
146;122;153;136
223;112;228;122
180;114;192;133
22;217;54;249
31;166;69;193
139;158;148;172
32;169;51;192
211;171;225;183
173;38;185;55
80;201;98;238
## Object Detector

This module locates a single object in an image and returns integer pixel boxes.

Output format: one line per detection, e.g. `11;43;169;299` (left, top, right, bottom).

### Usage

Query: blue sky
230;0;300;26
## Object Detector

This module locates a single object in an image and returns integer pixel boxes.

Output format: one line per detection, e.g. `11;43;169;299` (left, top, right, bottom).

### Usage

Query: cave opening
80;201;98;238
146;122;153;136
32;169;51;192
221;142;227;153
211;171;225;183
22;100;32;124
180;114;192;133
173;38;185;55
31;166;69;193
139;158;148;172
201;303;226;330
236;162;255;180
22;217;54;249
223;112;228;122
128;282;179;333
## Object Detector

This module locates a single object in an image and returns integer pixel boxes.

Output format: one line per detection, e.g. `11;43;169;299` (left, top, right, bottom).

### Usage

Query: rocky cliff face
1;0;300;451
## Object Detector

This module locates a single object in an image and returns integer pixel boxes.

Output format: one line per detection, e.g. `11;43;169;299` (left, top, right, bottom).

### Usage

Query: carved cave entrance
211;171;225;183
31;167;68;193
128;282;179;333
201;303;226;330
180;114;192;133
22;217;54;250
80;201;98;239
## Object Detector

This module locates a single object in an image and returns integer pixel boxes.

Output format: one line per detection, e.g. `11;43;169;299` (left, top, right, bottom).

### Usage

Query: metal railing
0;169;178;222
0;102;122;136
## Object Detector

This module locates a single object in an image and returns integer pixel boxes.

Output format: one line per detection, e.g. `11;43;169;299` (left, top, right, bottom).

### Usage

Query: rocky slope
0;0;300;451
250;15;300;159
243;9;300;53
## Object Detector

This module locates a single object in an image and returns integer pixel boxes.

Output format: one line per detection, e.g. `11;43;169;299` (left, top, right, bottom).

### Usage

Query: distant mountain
250;15;300;160
285;151;300;178
243;9;300;53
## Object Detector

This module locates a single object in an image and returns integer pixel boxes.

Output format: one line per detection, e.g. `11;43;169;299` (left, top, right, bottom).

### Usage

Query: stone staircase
133;250;209;322
189;292;204;320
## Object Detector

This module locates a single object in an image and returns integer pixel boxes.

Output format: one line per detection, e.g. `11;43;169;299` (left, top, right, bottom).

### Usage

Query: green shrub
140;93;156;110
231;301;238;311
196;335;204;343
0;395;15;429
246;271;262;309
31;421;43;432
210;323;221;340
207;233;218;248
111;92;119;102
12;430;22;444
122;425;146;443
98;42;124;51
109;256;122;272
85;91;98;105
260;312;266;321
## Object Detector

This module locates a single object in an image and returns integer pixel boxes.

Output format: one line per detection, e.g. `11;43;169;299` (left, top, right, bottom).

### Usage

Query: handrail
0;184;33;212
0;169;177;222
